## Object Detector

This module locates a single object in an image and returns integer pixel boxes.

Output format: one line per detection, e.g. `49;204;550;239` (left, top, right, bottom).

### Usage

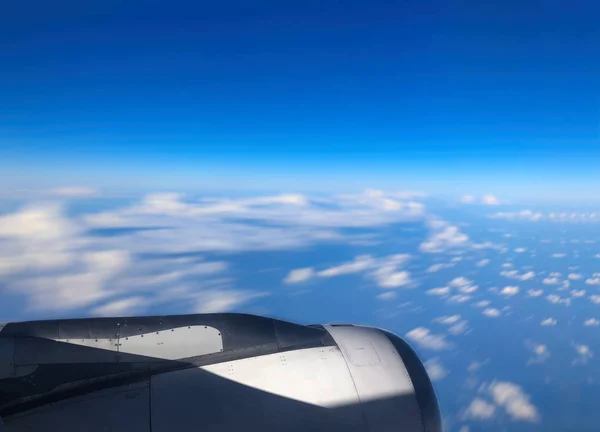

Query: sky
2;0;599;202
2;2;600;431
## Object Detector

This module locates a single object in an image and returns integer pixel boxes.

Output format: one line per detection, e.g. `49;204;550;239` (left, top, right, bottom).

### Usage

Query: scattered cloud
543;277;560;285
426;263;454;273
590;295;600;304
283;254;412;290
584;318;600;327
50;187;98;197
284;267;315;284
474;300;491;307
571;289;586;298
91;296;146;316
448;294;473;303
528;289;543;297
462;398;496;420
434;315;462;325
552;253;566;258
419;220;469;253
586;277;600;286
376;291;397;301
547;294;570;306
514;247;527;253
482;195;501;205
501;270;535;281
499;286;519;297
424;358;449;381
476;258;491;267
448;320;470;335
487;381;540;422
405;327;449;350
540;317;557;326
460;195;476;204
489;210;599;223
526;341;550;364
572;344;594;365
194;289;270;313
483;308;501;318
568;273;582;280
427;286;450;296
489;210;543;222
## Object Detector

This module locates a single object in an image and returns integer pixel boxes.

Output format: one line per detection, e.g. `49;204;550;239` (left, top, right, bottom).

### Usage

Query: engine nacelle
0;314;442;432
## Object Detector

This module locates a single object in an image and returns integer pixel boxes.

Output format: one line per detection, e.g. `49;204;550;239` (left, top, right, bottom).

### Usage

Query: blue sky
2;0;599;202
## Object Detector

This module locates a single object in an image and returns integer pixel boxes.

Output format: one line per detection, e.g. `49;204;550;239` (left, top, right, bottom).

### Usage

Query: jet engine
0;314;442;432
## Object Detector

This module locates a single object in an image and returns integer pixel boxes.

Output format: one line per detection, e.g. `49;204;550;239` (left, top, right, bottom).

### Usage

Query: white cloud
547;294;570;306
434;315;462;325
427;286;450;296
501;270;535;281
284;267;315;284
474;300;491;307
552;253;566;258
590;295;600;304
572;344;594;365
460;195;476;204
0;190;429;316
405;327;449;350
543;277;560;285
584;318;600;327
376;291;397;301
487;381;540;422
91;297;146;316
426;263;454;273
483;308;501;318
448;321;470;335
284;254;412;289
471;241;497;250
526;341;550;364
499;286;519;296
528;289;543;297
514;247;527;253
194;289;269;313
318;255;375;277
586;278;600;286
571;289;586;298
424;358;449;381
449;276;472;288
462;398;496;420
476;259;491;267
489;210;542;222
419;220;469;253
50;187;98;197
568;273;582;280
448;294;472;303
482;195;501;205
540;317;557;326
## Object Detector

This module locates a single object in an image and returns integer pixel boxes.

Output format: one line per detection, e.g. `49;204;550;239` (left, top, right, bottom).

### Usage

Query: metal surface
118;325;223;360
0;339;15;380
202;346;359;407
151;347;366;432
5;382;150;432
0;313;442;432
325;325;425;432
